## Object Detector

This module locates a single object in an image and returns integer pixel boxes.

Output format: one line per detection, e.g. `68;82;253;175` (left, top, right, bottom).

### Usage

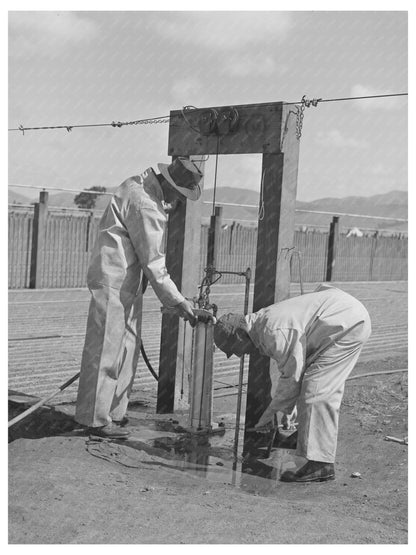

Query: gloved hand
175;299;197;326
194;309;216;325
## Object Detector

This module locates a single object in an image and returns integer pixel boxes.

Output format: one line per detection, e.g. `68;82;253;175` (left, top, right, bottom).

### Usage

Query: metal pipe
189;316;215;430
233;268;251;458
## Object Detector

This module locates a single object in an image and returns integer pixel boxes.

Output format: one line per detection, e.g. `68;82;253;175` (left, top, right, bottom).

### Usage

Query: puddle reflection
114;424;300;496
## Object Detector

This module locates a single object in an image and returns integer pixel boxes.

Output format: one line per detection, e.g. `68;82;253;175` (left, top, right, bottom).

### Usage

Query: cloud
221;54;283;78
153;12;293;51
367;163;391;177
316;129;368;149
9;12;99;57
350;84;405;111
170;78;203;104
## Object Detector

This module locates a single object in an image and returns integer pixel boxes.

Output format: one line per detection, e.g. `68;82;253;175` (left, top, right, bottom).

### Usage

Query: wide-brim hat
214;313;249;358
158;157;203;201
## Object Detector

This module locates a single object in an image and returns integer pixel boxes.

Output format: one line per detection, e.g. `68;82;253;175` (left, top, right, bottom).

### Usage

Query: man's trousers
296;319;372;463
75;285;143;427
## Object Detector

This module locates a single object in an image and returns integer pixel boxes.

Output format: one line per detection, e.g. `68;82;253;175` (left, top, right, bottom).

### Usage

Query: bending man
75;157;203;439
214;284;371;482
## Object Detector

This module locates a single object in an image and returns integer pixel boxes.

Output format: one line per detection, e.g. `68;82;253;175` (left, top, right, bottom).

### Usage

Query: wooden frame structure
157;101;300;443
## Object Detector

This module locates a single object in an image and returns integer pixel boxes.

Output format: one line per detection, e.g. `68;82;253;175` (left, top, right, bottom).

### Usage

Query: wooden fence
8;204;408;289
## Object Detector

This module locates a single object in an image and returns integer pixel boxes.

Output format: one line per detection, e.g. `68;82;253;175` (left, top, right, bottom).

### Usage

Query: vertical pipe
189;319;215;430
233;268;251;456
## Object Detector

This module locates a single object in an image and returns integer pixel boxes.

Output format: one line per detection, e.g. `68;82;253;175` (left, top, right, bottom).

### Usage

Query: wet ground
9;397;301;492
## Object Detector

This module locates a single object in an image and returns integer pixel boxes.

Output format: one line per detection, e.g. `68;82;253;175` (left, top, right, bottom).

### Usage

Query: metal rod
198;323;209;429
233;268;251;458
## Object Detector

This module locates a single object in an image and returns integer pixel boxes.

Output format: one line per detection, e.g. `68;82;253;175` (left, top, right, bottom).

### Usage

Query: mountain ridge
9;187;408;232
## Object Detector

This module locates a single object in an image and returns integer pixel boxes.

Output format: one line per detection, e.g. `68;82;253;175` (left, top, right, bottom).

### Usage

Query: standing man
214;284;371;482
75;157;203;439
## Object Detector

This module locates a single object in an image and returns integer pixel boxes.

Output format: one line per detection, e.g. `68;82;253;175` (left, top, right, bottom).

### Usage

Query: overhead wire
303;92;408;105
9;183;113;196
8;93;407;134
9;115;170;133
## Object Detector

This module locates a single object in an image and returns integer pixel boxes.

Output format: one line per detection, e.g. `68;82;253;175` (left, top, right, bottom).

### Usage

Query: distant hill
9;186;407;233
8;190;35;205
12;190;115;211
202;188;408;232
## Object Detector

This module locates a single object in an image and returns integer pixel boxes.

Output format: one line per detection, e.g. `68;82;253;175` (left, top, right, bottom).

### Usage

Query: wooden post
369;230;379;281
326;216;340;282
243;105;300;440
157;159;205;414
206;205;223;281
29;191;48;289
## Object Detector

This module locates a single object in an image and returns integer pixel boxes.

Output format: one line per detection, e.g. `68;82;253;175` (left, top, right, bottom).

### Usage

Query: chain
295;95;322;140
111;116;170;127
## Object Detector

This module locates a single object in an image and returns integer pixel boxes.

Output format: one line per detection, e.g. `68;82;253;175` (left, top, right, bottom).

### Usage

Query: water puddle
96;415;305;496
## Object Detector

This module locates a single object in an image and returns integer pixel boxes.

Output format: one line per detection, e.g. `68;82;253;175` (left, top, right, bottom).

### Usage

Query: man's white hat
158;157;203;201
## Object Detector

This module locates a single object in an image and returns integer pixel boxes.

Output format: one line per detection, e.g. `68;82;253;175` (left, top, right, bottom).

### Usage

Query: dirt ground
8;353;408;545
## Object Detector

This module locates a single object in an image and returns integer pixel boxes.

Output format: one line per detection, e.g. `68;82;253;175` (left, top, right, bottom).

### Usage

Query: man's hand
281;407;298;430
175;299;197;326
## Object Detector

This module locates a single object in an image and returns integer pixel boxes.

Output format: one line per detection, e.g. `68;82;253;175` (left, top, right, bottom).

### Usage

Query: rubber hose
140;343;158;381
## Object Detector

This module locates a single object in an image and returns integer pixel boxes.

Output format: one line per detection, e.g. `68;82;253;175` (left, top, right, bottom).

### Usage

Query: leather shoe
87;423;130;439
112;417;129;427
280;460;335;482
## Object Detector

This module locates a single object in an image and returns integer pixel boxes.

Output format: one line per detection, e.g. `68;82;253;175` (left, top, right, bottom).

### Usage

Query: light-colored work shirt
245;284;371;415
87;167;185;307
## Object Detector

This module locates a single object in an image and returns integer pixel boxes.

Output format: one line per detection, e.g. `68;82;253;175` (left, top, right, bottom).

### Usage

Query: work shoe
280;460;335;483
112;417;129;427
87;423;130;439
274;430;298;449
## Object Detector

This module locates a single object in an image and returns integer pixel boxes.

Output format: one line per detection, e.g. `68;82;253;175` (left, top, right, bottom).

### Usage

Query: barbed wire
8;93;407;134
9;115;170;134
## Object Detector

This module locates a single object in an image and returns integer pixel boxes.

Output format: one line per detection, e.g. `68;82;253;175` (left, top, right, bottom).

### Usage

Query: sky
7;8;408;202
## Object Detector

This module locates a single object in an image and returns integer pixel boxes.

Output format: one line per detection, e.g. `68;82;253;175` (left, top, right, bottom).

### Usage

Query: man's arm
254;328;306;427
125;201;187;308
